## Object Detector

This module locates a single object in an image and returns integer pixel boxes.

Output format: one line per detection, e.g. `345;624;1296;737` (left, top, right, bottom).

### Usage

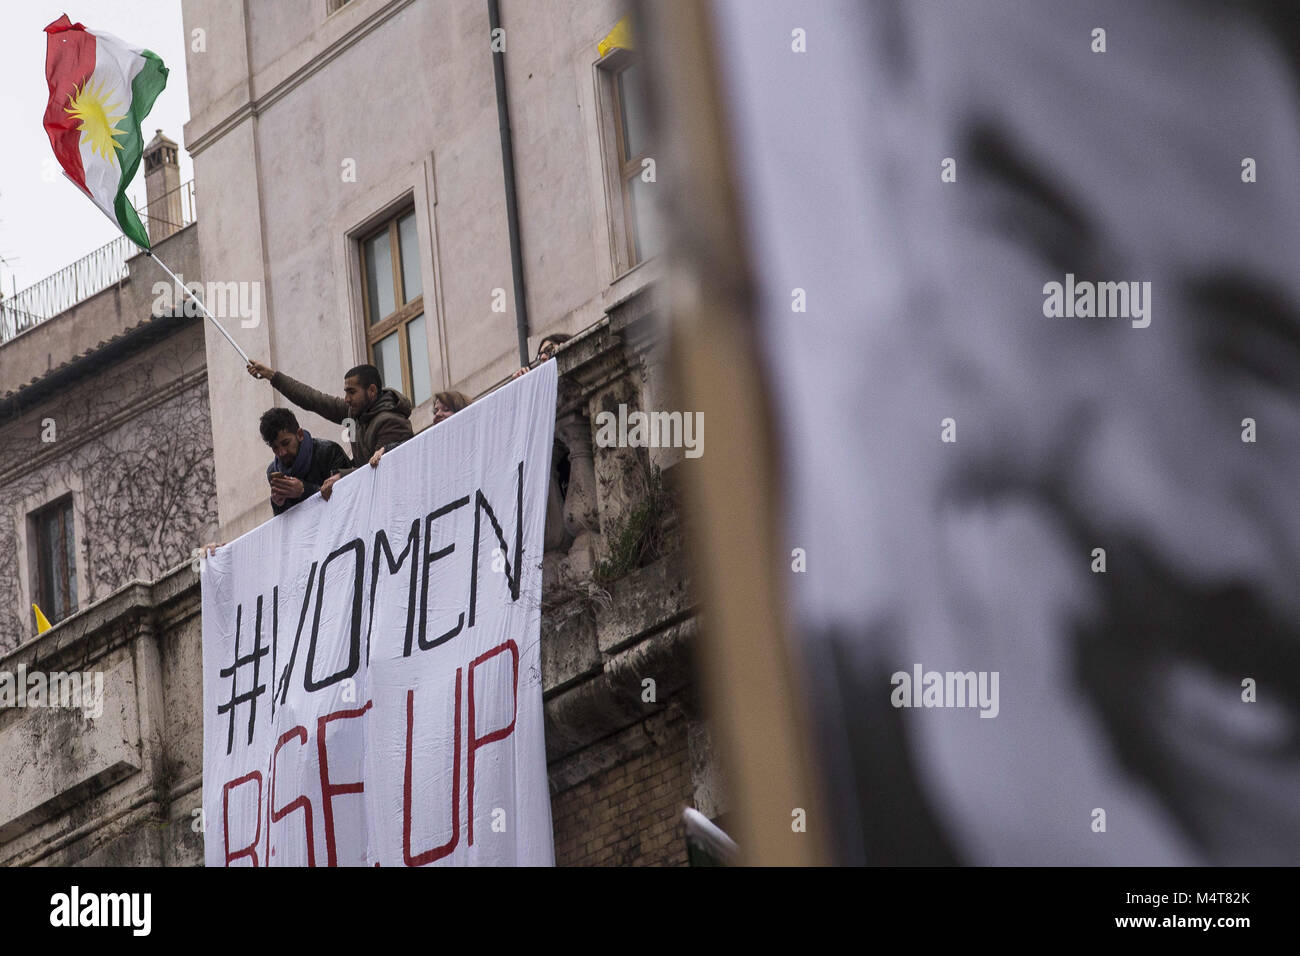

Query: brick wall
551;705;695;866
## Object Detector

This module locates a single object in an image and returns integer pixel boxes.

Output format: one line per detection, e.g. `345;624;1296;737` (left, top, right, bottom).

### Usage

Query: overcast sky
0;2;193;297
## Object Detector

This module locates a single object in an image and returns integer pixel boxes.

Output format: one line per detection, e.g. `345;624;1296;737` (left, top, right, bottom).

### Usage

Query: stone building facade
180;0;720;865
538;303;721;866
0;0;721;866
0;162;215;862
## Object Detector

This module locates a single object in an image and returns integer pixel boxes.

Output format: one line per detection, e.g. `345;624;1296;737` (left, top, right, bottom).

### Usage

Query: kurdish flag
42;15;168;249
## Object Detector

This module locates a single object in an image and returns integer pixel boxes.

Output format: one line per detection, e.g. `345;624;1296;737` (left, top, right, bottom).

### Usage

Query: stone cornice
2;561;198;675
552;282;660;416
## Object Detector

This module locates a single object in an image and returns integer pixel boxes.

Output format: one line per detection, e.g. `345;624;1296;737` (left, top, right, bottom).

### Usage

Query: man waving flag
42;14;168;249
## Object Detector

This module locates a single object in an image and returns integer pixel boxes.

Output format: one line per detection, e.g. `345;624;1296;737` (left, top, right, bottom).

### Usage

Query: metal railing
0;180;196;346
140;178;197;239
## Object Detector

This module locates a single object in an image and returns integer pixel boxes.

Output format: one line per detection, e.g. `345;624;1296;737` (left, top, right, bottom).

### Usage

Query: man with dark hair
259;407;351;515
246;359;413;500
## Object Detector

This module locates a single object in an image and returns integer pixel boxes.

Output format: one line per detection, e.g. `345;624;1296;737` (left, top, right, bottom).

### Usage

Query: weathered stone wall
0;219;212;864
551;703;694;866
0;564;204;866
0;220;212;651
0;329;215;651
538;288;722;866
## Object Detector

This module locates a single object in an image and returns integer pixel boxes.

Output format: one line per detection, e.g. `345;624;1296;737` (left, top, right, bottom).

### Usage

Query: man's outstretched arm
247;360;349;423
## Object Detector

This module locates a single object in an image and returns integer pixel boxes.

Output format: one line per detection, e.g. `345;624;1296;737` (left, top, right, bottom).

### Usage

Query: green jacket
270;370;414;475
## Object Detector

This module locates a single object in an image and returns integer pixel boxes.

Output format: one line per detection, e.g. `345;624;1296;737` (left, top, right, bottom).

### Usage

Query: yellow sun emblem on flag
65;77;127;165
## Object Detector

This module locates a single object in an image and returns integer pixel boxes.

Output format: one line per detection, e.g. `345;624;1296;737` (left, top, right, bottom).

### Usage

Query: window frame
596;47;655;276
31;495;77;625
358;208;428;405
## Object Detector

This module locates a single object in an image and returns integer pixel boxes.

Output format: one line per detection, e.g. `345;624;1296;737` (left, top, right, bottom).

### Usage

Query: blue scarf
283;429;316;480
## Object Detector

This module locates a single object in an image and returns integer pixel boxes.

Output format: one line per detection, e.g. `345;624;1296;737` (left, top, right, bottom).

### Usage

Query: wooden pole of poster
634;0;829;865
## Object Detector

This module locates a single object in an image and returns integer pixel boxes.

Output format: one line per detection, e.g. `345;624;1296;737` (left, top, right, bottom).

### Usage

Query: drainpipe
488;0;531;368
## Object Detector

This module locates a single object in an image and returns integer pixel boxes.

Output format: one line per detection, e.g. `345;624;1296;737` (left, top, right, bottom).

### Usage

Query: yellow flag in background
33;604;52;634
597;15;635;57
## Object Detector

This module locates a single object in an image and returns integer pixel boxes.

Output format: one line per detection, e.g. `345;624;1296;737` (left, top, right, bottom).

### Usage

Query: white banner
201;363;557;866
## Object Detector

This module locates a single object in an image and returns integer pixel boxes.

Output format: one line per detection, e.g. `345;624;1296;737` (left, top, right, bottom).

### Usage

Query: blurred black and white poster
709;0;1300;864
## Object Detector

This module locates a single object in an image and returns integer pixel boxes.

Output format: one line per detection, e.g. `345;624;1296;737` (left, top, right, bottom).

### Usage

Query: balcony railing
0;180;196;346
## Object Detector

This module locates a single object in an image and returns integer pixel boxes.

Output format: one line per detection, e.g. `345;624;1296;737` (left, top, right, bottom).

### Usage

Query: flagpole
64;172;250;364
143;248;251;364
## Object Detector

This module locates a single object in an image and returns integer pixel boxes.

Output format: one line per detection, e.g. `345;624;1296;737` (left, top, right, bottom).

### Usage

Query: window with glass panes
33;496;77;625
610;57;660;267
360;209;432;407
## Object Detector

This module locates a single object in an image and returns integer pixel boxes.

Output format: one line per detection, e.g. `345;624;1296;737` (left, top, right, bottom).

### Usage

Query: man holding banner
246;360;414;499
202;362;558;866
